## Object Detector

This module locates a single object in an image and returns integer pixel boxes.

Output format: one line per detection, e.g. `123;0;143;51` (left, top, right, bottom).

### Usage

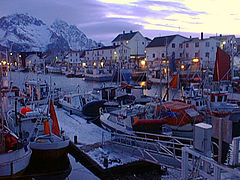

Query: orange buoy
20;107;32;115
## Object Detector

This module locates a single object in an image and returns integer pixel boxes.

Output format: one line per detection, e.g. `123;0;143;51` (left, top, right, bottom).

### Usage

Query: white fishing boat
0;124;32;178
84;67;114;82
0;70;31;178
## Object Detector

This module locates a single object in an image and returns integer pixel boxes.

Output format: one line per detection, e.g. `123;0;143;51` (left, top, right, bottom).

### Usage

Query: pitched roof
145;37;151;41
112;31;137;42
86;45;120;51
146;35;178;48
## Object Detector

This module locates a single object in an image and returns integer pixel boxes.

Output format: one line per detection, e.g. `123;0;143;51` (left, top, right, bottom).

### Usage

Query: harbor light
93;62;96;66
140;60;146;66
100;62;104;67
163;60;166;63
163;68;167;73
192;58;199;63
126;40;129;44
10;52;13;56
82;63;86;67
19;55;21;58
2;61;6;65
180;64;185;69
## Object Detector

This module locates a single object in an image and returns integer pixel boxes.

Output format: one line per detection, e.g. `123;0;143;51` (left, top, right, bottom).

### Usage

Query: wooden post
218;118;223;164
74;135;77;144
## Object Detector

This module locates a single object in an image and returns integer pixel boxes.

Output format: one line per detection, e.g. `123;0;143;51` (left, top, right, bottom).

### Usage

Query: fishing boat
22;79;61;105
0;124;32;178
132;101;204;138
99;104;145;134
26;99;70;177
59;93;105;119
84;67;114;82
46;65;62;74
0;70;31;178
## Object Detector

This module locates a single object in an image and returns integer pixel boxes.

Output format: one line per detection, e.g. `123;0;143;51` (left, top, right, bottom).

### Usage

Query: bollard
103;156;108;168
74;136;78;144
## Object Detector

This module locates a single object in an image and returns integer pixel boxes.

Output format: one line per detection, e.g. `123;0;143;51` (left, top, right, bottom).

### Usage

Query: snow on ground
55;107;111;145
87;147;138;169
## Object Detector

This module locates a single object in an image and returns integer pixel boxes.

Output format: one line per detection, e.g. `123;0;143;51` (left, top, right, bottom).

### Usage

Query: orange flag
170;74;178;89
50;99;60;136
43;119;50;135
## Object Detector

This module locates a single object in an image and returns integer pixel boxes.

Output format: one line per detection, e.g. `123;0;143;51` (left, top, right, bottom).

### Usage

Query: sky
0;0;240;45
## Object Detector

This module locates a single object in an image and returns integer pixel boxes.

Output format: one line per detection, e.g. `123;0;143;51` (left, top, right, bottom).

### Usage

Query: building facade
83;45;131;68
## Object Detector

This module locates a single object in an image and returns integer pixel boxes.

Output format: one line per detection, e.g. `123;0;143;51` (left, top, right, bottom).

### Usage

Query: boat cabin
24;80;49;101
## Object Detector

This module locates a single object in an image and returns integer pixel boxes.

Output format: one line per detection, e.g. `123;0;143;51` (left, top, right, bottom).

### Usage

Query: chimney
123;30;125;34
201;32;203;40
130;30;133;33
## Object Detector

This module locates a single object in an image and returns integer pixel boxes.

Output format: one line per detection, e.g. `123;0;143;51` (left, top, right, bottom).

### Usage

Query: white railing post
181;147;189;180
232;137;240;166
213;165;221;180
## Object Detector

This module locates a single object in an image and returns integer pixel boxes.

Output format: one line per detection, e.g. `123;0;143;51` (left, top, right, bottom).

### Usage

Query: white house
146;35;189;69
182;37;221;69
84;45;131;68
112;31;149;57
210;34;237;55
64;50;84;68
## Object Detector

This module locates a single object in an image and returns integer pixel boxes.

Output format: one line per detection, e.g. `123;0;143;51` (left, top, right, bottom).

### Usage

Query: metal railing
109;131;193;162
181;147;240;180
232;136;240;167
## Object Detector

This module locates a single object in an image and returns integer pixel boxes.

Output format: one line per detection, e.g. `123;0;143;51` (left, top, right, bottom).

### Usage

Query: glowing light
181;64;185;69
114;51;117;55
19;55;21;58
163;68;167;73
82;63;86;67
140;81;146;87
100;62;104;67
144;50;146;53
10;52;13;56
223;41;226;45
163;60;166;63
15;62;17;66
192;58;199;63
126;40;129;44
140;60;146;66
93;62;96;66
2;61;6;65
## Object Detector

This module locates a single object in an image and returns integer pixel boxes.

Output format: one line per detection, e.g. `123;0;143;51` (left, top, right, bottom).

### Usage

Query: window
195;42;199;47
179;44;183;48
206;42;210;47
142;42;144;45
172;52;175;57
186;53;189;58
180;53;182;57
102;51;104;54
186;43;189;48
162;53;165;58
153;53;155;58
195;52;199;57
205;52;209;58
172;43;175;48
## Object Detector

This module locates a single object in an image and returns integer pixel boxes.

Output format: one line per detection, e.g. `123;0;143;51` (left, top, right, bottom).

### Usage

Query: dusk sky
1;0;239;44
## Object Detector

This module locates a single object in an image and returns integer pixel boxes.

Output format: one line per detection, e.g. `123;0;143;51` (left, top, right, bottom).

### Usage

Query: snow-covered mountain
51;19;98;51
0;14;100;52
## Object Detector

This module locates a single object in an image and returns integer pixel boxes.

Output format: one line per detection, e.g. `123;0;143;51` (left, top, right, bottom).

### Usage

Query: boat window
217;95;222;102
211;95;215;102
224;95;227;102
